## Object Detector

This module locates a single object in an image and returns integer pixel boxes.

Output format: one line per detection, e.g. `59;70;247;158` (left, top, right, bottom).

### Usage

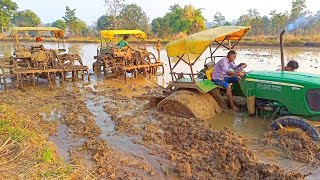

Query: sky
13;0;319;25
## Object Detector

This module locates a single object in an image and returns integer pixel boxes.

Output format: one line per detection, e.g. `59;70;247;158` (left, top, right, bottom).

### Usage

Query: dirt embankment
96;78;304;179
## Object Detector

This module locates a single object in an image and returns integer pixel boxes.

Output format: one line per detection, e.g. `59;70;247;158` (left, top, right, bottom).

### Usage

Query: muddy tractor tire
157;90;221;120
270;116;320;140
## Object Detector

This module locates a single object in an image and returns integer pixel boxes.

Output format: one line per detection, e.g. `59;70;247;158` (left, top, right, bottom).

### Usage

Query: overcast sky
13;0;319;25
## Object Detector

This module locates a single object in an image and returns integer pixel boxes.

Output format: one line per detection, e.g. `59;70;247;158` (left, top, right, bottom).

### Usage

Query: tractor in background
93;30;163;79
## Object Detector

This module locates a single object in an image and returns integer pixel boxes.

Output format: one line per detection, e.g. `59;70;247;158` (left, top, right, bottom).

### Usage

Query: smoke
286;15;312;32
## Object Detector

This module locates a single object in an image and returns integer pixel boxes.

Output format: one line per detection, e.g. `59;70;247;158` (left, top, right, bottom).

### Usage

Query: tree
0;0;18;30
236;9;264;35
269;10;288;35
213;12;226;27
166;5;189;34
63;6;78;36
118;4;149;33
104;0;125;29
290;0;306;21
151;4;205;37
97;15;114;30
71;19;89;36
11;10;41;27
52;19;66;30
151;17;170;37
183;5;206;34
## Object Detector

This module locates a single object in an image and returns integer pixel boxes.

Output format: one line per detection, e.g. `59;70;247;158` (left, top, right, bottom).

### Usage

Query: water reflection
207;112;271;138
68;44;83;55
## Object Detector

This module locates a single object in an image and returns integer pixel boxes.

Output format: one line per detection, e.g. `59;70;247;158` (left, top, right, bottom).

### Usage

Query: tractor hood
241;71;320;117
244;71;320;88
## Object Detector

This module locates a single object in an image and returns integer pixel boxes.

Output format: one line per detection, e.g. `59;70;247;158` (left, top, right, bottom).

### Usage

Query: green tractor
157;26;320;140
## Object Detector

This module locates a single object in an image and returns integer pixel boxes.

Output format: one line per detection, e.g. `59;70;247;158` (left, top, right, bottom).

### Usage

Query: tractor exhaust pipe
280;30;285;71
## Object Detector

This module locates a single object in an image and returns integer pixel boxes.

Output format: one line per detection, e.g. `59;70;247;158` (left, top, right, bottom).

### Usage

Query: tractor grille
306;89;320;111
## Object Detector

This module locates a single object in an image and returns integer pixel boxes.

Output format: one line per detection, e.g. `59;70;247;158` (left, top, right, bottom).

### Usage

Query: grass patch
0;119;9;131
8;127;26;142
0;104;88;179
40;147;53;162
42;165;73;178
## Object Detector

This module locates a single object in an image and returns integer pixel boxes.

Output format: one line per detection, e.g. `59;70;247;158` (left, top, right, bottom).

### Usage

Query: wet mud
262;129;320;164
0;75;319;179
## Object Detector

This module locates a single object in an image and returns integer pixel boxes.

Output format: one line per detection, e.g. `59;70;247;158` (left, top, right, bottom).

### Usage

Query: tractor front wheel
269;116;320;140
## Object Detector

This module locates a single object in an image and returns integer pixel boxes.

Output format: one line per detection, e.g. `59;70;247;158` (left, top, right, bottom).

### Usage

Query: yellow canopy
101;30;147;40
11;27;65;39
166;26;250;57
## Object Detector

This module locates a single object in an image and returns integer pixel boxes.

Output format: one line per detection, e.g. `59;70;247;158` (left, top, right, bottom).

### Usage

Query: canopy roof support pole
212;36;227;55
231;37;243;49
172;54;184;71
189;63;196;83
191;53;205;66
100;31;103;49
209;46;213;63
168;57;174;82
280;30;286;71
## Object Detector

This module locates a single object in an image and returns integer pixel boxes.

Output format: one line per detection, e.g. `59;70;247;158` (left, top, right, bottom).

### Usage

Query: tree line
0;0;319;38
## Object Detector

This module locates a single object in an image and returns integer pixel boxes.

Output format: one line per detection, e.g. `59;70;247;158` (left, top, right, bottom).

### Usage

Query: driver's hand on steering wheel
237;71;246;77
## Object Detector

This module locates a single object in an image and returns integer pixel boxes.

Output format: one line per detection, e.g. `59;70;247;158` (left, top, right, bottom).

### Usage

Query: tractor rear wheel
157;89;221;120
269;116;320;140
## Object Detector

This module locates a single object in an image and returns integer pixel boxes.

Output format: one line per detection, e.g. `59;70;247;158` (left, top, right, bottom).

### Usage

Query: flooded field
1;41;320;179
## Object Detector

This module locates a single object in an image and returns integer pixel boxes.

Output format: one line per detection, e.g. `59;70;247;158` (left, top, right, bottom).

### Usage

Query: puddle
307;168;320;180
48;124;86;162
38;106;62;121
84;93;167;178
206;111;271;139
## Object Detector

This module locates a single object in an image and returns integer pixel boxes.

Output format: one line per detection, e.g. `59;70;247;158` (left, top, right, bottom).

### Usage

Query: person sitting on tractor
36;36;42;43
276;60;299;71
117;35;131;49
212;50;247;112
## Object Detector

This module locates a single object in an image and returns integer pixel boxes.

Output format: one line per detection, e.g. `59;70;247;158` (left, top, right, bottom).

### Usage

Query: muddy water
207;112;271;138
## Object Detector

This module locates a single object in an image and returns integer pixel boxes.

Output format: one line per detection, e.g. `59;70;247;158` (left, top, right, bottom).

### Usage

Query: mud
96;78;305;179
157;89;221;120
262;129;320;164
1;75;319;179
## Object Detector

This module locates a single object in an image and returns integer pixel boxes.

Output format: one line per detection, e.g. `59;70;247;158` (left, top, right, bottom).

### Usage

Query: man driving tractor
117;35;131;49
212;50;247;112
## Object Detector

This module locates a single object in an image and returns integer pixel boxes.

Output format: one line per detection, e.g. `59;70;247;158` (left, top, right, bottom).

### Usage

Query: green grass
0;119;9;131
40;147;53;162
42;165;72;178
8;127;26;142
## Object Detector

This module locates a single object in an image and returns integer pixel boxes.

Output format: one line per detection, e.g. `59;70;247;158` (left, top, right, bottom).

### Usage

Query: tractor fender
269;116;320;140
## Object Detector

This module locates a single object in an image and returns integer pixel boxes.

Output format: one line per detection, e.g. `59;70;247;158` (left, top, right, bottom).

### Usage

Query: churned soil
262;129;320;164
1;76;317;179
